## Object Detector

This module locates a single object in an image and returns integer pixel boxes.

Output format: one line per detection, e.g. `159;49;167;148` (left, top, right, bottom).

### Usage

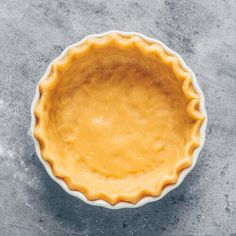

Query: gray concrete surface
0;0;235;235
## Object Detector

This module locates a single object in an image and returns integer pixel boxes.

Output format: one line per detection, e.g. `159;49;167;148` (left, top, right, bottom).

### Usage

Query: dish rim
31;30;207;209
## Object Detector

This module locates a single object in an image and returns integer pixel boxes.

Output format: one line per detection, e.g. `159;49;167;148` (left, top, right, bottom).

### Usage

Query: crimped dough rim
33;33;205;205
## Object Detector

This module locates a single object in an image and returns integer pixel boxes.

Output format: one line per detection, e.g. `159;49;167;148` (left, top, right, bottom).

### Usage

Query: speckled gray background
0;0;235;235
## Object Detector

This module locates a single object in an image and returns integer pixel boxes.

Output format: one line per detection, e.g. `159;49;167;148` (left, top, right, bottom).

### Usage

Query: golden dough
34;34;204;204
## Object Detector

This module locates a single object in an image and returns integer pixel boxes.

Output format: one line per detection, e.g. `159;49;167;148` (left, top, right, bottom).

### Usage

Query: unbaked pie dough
34;33;205;204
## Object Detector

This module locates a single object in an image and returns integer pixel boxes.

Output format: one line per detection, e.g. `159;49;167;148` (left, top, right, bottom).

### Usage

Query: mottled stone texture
0;0;235;235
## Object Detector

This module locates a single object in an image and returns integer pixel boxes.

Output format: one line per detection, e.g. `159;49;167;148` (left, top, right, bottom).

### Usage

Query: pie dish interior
34;33;205;204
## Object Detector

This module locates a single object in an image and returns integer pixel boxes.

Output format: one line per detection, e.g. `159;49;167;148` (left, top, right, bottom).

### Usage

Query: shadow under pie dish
31;31;207;208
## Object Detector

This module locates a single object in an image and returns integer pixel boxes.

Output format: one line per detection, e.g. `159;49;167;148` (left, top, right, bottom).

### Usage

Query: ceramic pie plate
31;31;207;209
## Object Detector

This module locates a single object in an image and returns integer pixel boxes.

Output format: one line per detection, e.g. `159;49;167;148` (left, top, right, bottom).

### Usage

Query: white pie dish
31;31;207;209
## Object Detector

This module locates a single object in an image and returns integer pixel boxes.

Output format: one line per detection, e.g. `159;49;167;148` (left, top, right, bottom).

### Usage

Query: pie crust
33;33;205;204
